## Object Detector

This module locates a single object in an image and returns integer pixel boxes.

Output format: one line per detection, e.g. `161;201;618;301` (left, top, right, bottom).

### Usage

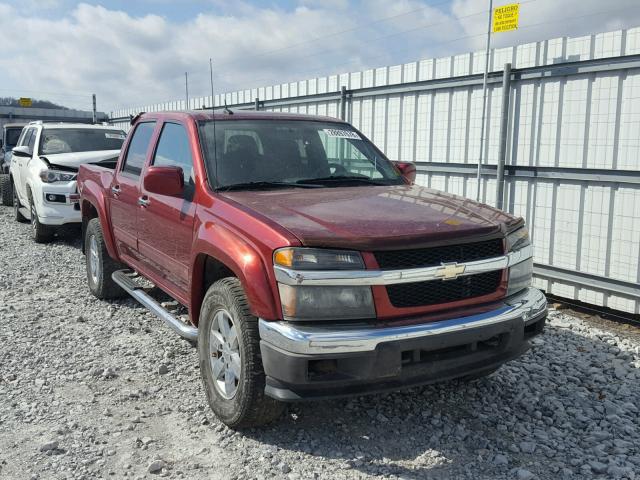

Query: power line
113;1;640;112
211;0;455;69
210;0;537;87
212;1;637;95
113;0;532;110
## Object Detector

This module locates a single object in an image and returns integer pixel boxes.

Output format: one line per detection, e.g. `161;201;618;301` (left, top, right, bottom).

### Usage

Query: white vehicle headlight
274;247;374;320
39;169;77;183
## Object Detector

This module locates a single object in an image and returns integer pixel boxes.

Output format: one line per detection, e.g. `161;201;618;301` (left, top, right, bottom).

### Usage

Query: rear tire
198;278;285;428
28;190;55;244
13;182;27;223
85;218;125;299
1;175;13;206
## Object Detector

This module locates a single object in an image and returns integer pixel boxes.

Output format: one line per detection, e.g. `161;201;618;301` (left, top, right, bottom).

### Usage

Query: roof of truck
137;109;348;124
31;122;124;130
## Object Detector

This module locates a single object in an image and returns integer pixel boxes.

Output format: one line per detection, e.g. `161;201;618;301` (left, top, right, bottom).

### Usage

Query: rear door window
121;122;156;176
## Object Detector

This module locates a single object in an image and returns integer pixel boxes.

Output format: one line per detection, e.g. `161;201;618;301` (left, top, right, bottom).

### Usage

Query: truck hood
222;184;521;250
41;150;121;170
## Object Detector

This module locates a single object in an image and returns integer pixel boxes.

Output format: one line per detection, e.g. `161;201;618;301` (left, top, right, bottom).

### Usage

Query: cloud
0;0;638;112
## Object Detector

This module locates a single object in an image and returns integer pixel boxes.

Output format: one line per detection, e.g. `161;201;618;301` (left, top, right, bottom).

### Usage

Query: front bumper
36;180;81;225
258;287;546;401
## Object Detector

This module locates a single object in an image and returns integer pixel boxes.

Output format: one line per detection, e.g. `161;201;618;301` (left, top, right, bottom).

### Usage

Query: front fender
80;181;120;261
190;221;279;325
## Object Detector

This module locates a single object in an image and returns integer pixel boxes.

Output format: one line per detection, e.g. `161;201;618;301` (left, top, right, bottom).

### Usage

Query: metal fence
110;26;640;314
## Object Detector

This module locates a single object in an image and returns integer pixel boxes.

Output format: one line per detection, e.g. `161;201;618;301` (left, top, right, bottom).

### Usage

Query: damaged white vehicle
9;121;125;243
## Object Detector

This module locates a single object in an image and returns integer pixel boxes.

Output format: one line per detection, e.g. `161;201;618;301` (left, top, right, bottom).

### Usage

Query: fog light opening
308;359;338;379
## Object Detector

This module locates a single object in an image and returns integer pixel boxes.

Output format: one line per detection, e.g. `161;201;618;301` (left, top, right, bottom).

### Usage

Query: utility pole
495;63;512;211
185;72;189;110
475;0;493;202
92;94;97;124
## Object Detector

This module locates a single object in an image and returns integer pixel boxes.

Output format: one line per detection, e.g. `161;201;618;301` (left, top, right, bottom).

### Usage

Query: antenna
209;58;219;187
184;72;189;109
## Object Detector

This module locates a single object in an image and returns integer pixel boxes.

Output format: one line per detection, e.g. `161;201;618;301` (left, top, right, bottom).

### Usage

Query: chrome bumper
259;287;546;355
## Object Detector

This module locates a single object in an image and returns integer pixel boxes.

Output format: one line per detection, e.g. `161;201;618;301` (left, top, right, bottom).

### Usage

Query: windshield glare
40;128;126;155
198;120;402;189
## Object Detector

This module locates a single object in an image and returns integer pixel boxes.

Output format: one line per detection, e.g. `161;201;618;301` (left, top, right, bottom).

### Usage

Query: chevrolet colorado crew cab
9;121;125;242
77;110;547;428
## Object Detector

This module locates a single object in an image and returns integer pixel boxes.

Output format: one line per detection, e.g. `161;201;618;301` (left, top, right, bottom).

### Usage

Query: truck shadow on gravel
240;320;639;479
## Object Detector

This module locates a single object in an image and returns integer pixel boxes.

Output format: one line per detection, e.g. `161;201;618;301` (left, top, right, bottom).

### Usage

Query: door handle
138;196;150;207
111;185;121;196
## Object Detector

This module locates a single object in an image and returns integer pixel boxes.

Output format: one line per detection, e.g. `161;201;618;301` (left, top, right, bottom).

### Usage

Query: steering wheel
327;163;349;176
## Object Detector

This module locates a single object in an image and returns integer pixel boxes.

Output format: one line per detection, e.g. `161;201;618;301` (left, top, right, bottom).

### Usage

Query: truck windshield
6;128;22;148
39;128;126;155
198;119;403;190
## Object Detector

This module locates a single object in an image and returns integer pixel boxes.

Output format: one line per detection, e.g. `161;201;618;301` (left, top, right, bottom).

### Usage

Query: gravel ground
1;205;639;480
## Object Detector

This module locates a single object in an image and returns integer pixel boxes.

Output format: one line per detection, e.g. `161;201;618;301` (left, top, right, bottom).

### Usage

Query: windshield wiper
296;175;389;186
219;181;322;191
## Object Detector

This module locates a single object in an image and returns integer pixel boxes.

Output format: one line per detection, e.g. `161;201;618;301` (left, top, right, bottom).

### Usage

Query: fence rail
110;26;640;314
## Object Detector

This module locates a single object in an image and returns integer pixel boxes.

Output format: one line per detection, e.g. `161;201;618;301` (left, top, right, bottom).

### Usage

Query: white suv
9;121;126;243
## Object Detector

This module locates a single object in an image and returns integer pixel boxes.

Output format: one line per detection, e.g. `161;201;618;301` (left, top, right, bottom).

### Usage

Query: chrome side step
112;270;198;342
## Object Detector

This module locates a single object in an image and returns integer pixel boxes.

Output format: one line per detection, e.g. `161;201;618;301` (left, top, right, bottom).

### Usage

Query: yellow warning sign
493;3;519;33
19;97;33;107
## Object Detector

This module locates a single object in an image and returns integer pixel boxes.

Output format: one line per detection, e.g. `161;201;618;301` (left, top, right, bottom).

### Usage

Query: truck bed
78;163;116;194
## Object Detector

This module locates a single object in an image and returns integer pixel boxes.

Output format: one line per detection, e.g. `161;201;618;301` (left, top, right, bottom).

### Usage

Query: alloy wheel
88;235;100;286
208;309;241;399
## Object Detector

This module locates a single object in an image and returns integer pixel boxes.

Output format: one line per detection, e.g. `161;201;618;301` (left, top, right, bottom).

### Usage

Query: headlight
278;284;375;321
274;247;365;270
507;258;533;296
506;226;530;252
39;169;77;183
507;225;533;296
274;247;373;320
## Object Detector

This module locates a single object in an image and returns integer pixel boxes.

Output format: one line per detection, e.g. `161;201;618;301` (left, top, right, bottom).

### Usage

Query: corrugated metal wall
110;26;640;314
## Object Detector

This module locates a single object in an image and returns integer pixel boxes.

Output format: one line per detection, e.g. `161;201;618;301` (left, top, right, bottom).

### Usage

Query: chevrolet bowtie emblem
434;262;466;280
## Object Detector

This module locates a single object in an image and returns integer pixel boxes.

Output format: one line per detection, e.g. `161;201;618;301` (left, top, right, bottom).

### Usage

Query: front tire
1;175;13;206
198;278;284;428
85;218;125;299
28;190;55;243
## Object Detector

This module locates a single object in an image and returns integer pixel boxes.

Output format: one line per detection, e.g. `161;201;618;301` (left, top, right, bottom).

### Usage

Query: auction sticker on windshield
323;129;361;140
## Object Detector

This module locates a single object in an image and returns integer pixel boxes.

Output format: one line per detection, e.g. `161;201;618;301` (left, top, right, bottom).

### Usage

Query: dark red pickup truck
78;110;546;427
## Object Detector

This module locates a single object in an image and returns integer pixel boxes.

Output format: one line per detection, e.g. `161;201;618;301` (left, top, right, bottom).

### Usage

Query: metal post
254;97;260;111
339;86;347;120
475;0;493;201
92;94;97;124
185;72;189;110
496;63;511;211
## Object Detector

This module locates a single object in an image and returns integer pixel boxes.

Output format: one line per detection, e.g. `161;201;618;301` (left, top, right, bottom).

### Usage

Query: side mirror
143;166;184;197
11;145;31;158
393;161;417;184
0;139;3;149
